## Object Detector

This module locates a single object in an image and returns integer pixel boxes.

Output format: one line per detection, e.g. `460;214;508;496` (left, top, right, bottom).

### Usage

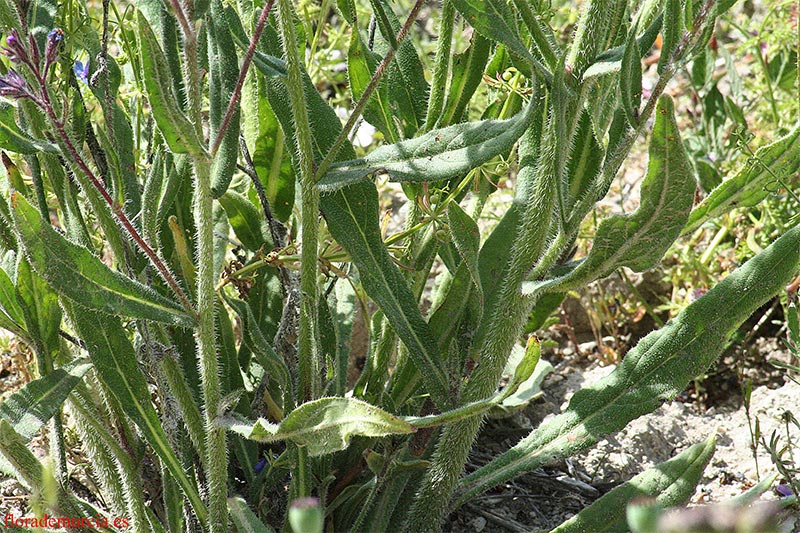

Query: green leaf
348;29;398;142
683;123;800;235
223;397;415;456
440;33;492;126
208;0;241;197
0;103;58;154
582;13;663;82
457;224;800;505
137;10;205;157
252;103;295;222
658;0;683;74
228;497;275;533
223;293;291;398
369;0;429;135
321;184;454;409
452;0;532;66
10;192;194;326
218;190;270;251
620;28;643;126
529;96;695;294
0;358;91;441
0;420;89;519
16;257;61;362
446;202;482;304
68;305;207;524
0;264;24;327
566;110;604;208
317;98;536;192
553;434;716;532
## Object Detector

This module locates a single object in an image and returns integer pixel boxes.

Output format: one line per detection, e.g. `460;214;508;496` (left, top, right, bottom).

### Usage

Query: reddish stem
38;82;198;320
210;0;277;157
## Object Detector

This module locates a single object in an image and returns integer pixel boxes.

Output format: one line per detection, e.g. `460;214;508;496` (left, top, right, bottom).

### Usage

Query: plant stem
277;0;321;402
314;0;425;182
35;84;196;319
191;155;227;531
210;0;276;157
405;121;557;533
423;0;455;132
173;9;228;528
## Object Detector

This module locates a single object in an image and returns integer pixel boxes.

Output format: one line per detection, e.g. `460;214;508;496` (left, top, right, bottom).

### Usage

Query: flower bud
0;69;30;99
2;29;28;64
288;497;323;533
45;28;64;66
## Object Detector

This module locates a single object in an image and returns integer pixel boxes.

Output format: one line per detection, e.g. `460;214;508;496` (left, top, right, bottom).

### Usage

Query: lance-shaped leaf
552;434;716;532
321;183;454;409
317;99;536;192
221;397;415;456
228;497;275;533
526;96;694;295
230;7;454;408
219;190;270;251
0;265;25;337
0;358;91;441
456;224;800;505
452;0;532;66
446;201;482;305
137;10;205;158
68;305;207;523
683;123;800;235
0;420;90;519
0;103;58;154
11;192;194;326
658;0;683;74
620;28;643;126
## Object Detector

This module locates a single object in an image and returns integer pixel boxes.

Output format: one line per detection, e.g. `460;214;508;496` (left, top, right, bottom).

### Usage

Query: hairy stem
314;0;425;182
179;11;228;528
210;0;276;156
405;120;557;532
423;0;455;132
277;0;320;402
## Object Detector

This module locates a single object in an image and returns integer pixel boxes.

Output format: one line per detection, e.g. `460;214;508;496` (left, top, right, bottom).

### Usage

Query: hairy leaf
208;0;241;197
11;193;193;326
228;497;275;533
317;98;536;191
222;397;415;456
219;190;270;251
0;103;58;154
553;434;716;532
683;123;800;234
457;224;800;504
452;0;531;66
137;10;205;157
446;201;482;305
69;305;207;523
529;96;694;294
0;358;91;441
620;28;643;126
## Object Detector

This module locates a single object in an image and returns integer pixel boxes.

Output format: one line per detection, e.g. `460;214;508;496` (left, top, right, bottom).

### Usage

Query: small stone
472;516;487;532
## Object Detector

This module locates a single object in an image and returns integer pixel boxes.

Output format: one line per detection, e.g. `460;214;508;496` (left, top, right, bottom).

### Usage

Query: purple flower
74;59;90;84
44;28;64;66
2;29;29;64
776;484;794;497
253;457;267;474
0;69;30;99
